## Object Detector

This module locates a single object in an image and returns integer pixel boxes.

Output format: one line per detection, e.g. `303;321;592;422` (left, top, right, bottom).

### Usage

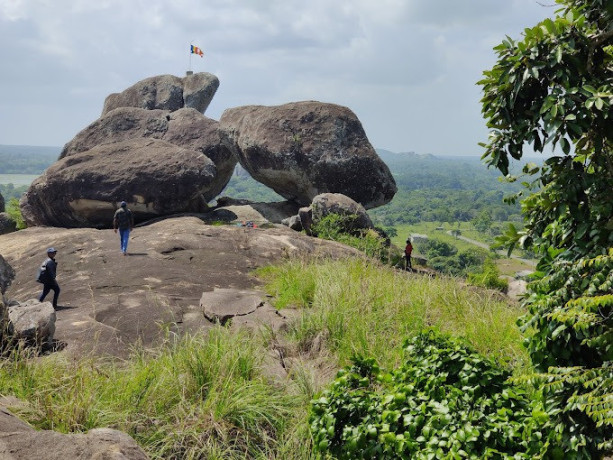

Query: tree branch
587;29;613;73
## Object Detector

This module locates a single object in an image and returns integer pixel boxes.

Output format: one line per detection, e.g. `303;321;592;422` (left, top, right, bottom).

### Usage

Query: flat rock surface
0;217;359;358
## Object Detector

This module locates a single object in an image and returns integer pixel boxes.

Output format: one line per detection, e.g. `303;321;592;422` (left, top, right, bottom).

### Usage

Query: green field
391;221;536;276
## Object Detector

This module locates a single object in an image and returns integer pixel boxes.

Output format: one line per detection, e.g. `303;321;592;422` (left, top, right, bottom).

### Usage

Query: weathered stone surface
230;301;301;333
21;138;217;228
282;214;302;231
214;197;300;224
0;405;149;459
219;101;397;208
311;193;374;234
183;72;220;114
0;192;4;212
201;288;264;324
60;107;237;199
7;299;56;348
0;254;14;295
101;72;219;116
0;217;362;358
0;213;17;235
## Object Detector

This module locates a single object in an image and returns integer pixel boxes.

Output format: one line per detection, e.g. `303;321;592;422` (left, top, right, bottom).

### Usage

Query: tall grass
0;328;306;459
257;257;528;372
0;257;528;458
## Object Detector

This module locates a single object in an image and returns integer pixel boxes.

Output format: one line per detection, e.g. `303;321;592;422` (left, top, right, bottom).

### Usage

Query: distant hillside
375;149;521;193
0;145;59;174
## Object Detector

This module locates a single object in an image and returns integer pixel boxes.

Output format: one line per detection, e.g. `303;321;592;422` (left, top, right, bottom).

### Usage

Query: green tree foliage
0;184;28;201
310;332;545;459
479;1;613;456
6;198;25;229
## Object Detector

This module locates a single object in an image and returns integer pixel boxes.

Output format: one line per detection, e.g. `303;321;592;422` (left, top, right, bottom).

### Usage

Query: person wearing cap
113;201;134;255
38;247;60;309
404;237;413;271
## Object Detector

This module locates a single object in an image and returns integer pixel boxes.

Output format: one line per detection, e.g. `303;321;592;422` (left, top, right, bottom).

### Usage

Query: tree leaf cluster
310;332;545;459
479;1;613;456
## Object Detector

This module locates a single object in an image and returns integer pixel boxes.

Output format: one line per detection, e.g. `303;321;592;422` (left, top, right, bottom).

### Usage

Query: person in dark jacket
38;247;60;309
113;201;134;255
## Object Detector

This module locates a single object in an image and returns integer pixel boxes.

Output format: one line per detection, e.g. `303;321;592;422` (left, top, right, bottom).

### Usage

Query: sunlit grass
0;257;529;458
257;257;528;372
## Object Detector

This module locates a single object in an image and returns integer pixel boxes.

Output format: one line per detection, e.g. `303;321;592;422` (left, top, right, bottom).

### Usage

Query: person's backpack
115;208;132;229
36;260;50;284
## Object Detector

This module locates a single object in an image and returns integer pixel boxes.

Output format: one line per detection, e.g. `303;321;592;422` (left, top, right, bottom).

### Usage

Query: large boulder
102;72;219;116
311;193;374;234
21;138;217;228
219;101;397;209
60;107;237;198
7;299;56;349
0;405;149;459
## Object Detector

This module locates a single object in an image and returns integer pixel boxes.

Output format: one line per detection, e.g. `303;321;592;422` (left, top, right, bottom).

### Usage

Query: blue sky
0;0;557;155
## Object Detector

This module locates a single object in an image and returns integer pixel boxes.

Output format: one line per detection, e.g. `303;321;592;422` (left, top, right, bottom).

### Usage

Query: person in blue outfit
38;247;60;309
113;201;134;255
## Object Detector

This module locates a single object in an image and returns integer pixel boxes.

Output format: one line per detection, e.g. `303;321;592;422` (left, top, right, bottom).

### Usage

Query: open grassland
392;222;536;276
0;257;528;459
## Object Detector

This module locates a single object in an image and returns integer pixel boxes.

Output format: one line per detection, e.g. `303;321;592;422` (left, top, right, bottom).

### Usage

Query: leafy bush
415;238;457;259
515;251;613;457
310;332;544;459
311;214;396;264
467;259;509;293
6;198;25;229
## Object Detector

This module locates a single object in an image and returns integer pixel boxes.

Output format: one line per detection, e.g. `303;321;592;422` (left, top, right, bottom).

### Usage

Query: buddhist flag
190;45;204;57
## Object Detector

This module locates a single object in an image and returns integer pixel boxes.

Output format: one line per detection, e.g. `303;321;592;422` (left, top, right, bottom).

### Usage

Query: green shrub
311;214;394;264
310;332;545;459
6;198;25;229
515;251;613;457
467;259;509;293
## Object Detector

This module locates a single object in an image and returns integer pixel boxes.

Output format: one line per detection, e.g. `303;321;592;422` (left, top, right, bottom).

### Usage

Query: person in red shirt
404;238;413;271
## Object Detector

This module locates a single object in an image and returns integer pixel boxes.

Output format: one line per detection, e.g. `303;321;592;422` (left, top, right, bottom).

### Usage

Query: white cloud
0;0;557;155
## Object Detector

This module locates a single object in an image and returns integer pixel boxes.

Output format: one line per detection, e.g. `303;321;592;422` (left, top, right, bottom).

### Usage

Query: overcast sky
0;0;558;155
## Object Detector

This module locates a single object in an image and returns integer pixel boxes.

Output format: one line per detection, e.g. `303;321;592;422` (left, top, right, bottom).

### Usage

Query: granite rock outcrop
21;138;217;228
101;72;219;116
219;101;397;209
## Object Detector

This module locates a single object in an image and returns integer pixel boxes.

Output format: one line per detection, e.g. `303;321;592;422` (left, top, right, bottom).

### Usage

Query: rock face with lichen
101;72;219;116
21;73;236;228
21;138;217;228
219;101;397;209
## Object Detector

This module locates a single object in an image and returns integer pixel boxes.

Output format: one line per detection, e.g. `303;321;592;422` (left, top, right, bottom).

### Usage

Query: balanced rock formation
219;101;397;209
19;72;235;229
59;107;236;198
21;138;217;228
102;72;219;116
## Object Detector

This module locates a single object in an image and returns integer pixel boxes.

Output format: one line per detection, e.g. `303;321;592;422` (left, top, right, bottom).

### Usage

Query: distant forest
0;145;533;228
368;150;526;226
0;145;59;174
